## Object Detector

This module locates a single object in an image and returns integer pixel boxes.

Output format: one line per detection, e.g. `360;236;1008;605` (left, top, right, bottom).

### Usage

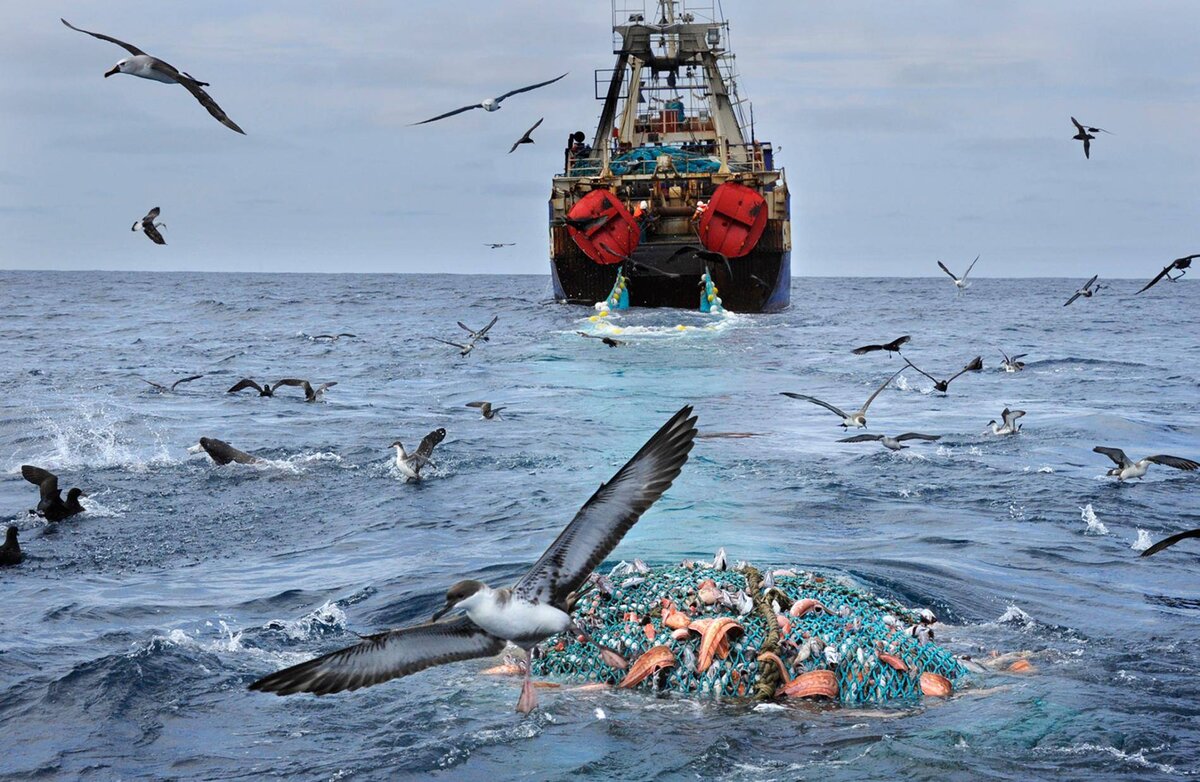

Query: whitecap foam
1047;743;1175;775
1080;504;1108;536
263;600;349;641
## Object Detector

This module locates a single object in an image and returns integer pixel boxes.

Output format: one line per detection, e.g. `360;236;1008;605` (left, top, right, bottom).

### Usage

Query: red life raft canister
698;182;767;258
566;189;640;265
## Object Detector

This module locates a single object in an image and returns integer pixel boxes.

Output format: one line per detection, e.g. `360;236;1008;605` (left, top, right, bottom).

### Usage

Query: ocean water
1;270;1197;781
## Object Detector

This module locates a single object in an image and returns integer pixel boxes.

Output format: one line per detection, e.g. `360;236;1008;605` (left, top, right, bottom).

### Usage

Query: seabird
986;408;1025;435
564;213;615;232
412;73;567;126
483;243;516;249
20;466;85;522
577;331;625;347
668;245;733;277
132;207;166;245
780;367;903;428
274;378;337;402
313;333;356;342
1071;117;1110;159
999;350;1027;373
0;526;22;566
839;432;941;451
61;19;245;134
1093;446;1199;481
195;437;258;465
138;373;203;392
227;378;274;397
903;355;983;393
937;256;979;293
249;405;697;713
1141;528;1200;558
1137;255;1197;294
431;337;475;358
598;243;681;279
458;316;498;343
390;428;447;482
466;401;505;420
509;118;543;153
1063;274;1103;306
852;335;910;356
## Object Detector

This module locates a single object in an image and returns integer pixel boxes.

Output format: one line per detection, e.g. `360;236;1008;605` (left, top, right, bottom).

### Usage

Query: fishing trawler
549;0;791;312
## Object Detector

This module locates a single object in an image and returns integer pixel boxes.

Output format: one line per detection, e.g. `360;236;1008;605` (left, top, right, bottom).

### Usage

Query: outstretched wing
315;382;338;394
178;79;245;134
474;316;499;339
947;356;983;384
895;433;941;442
248;616;505;696
936;261;957;281
1093;446;1132;469
466;401;487;409
227;378;263;394
431;337;469;350
902;357;938;384
780;393;849;421
274;378;308;388
169;375;202;390
860;368;904;413
1137;265;1172;294
143;222;166;245
143;207;161;223
414;428;446;465
1071;116;1085;133
1064;291;1082;307
838;434;883;443
411;103;481;126
21;465;59;500
1141;528;1200;558
495;73;567;103
61;18;146;56
513;405;697;608
962;255;980;280
851;343;882;355
138;377;167;391
1002;408;1027;428
1082;274;1099;290
1145;455;1200;471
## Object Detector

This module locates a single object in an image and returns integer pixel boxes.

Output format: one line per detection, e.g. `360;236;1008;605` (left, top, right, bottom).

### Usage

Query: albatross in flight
903;355;983;393
250;406;696;713
61;19;245;134
839;432;940;451
780;368;903;428
1137;255;1197;294
1064;274;1103;306
412;73;567;126
132;207;166;244
1093;447;1199;481
937;257;979;294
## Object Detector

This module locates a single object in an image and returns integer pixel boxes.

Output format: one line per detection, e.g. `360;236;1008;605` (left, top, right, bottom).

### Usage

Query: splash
1132;529;1153;552
996;604;1033;625
17;402;175;472
263;600;350;641
1080;504;1109;536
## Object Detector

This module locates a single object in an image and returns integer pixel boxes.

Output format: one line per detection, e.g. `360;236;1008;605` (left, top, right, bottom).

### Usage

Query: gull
313;333;356;342
138;373;203;392
21;466;85;522
412;73;567;126
483;243;515;249
986;408;1025;435
903;355;983;393
227;378;274;397
61;19;245;134
1064;275;1103;306
0;527;22;567
1141;529;1200;558
780;368;903;428
577;331;626;347
852;335;910;356
466;401;505;420
1071;117;1110;160
274;378;337;402
391;428;447;482
431;337;475;358
1137;254;1197;294
999;350;1027;373
458;316;498;342
133;207;166;245
249;406;696;713
1093;447;1199;481
937;256;979;294
839;432;941;451
509;118;543;153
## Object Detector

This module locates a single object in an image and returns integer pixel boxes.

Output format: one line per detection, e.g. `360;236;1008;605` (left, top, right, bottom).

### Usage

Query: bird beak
104;66;120;78
431;603;452;621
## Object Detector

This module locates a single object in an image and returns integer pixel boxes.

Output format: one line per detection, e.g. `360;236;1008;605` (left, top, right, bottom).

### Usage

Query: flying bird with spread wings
412;74;567;126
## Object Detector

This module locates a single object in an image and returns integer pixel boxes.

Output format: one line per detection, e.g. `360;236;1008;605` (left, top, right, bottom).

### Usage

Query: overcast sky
1;1;1196;276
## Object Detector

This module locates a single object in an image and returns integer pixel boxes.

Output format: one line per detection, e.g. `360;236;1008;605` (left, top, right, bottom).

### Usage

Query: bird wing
1010;354;1028;362
838;434;883;443
860;368;904;413
315;382;338;394
61;18;147;56
21;465;59;499
1071;116;1085;132
227;378;262;394
177;78;245;134
143;222;166;244
508;138;521;154
494;73;568;104
138;377;167;391
414;428;447;465
1137;265;1172;294
962;255;980;280
143;207;161;223
1145;455;1200;471
1002;408;1027;428
248;616;505;696
901;357;938;384
475;315;499;338
851;344;882;355
947;356;983;383
887;335;912;351
169;375;203;391
274;378;309;391
936;261;957;281
513;405;697;608
896;433;941;442
1141;528;1200;558
431;337;470;350
465;401;487;409
1083;274;1099;290
525;117;544;135
779;393;849;420
1092;446;1131;469
1083;137;1090;159
576;331;601;340
411;103;482;126
1064;291;1082;307
456;321;478;336
338;333;356;338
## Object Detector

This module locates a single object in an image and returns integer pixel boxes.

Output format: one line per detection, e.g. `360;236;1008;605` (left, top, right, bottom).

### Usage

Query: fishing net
531;562;966;704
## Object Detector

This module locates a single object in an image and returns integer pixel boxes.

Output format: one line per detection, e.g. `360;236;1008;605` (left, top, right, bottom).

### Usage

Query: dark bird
839;432;941;451
577;331;626;347
275;378;337;402
313;333;356;342
138;373;203;392
780;368;904;429
458;316;498;343
432;337;475;358
509;117;544;153
852;336;910;356
596;243;680;278
668;245;733;277
390;428;447;482
1071;116;1110;159
61;19;245;134
1137;255;1197;294
227;378;274;397
467;401;505;420
1064;274;1102;306
0;526;23;566
412;73;567;125
248;406;697;714
999;350;1027;373
21;466;85;522
133;207;166;245
1141;528;1200;558
193;437;258;465
903;355;983;393
937;257;979;293
564;213;614;232
1093;446;1199;481
483;243;516;249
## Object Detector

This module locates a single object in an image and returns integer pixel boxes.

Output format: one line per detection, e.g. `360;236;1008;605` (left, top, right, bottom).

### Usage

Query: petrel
466;401;505;420
138;373;203;392
903;355;983;393
668;245;733;277
780;368;904;428
249;405;697;714
577;331;626;348
61;19;245;134
458;316;498;343
313;333;356;342
509;118;543;153
852;335;910;356
390;428;447;482
431;337;475;358
1141;528;1200;558
412;73;567;126
839;432;941;451
483;243;516;249
1064;274;1103;306
1137;255;1197;294
227;378;274;397
937;256;979;293
1093;446;1199;481
133;207;166;245
999;350;1027;373
1071;117;1110;159
0;527;22;567
193;437;258;465
20;466;85;522
275;379;337;402
986;408;1025;436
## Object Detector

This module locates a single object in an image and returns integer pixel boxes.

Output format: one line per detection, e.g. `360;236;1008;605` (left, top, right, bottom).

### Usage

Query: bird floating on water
0;527;22;566
577;331;626;347
228;378;274;397
1137;255;1197;294
275;378;337;402
1141;528;1200;558
192;437;258;465
780;368;904;429
509;118;543;154
986;408;1025;435
1064;275;1103;306
61;19;245;134
903;355;983;393
937;256;978;294
839;432;941;451
249;406;697;713
21;466;85;522
411;73;567;126
132;207;166;245
466;401;505;420
391;428;447;482
999;350;1027;373
852;335;910;356
1093;447;1198;481
1071;116;1110;159
138;373;202;392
